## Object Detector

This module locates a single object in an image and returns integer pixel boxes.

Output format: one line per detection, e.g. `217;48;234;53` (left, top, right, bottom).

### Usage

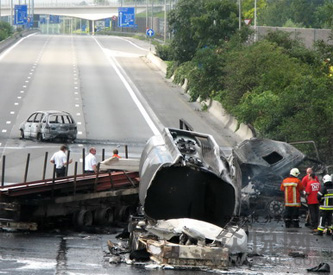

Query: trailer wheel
94;207;114;225
20;129;24;139
118;206;134;222
76;210;93;227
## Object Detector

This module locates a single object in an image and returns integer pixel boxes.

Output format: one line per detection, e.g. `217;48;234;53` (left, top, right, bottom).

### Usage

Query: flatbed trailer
0;171;140;230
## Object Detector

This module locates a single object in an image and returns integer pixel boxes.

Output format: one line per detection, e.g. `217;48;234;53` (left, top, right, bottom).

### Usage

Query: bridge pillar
88;20;95;35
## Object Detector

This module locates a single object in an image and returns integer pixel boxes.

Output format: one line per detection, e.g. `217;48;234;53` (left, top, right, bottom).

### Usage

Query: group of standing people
281;167;333;238
50;145;121;178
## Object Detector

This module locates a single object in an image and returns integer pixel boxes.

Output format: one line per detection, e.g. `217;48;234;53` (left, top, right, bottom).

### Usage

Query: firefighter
281;168;304;228
315;174;333;236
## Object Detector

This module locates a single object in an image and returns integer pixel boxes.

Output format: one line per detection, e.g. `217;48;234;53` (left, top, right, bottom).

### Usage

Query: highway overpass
0;5;151;21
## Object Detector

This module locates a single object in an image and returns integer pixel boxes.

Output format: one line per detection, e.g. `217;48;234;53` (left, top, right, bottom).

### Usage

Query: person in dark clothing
315;174;333;237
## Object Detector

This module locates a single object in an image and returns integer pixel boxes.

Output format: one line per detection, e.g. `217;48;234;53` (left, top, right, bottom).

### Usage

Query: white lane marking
14;103;19;106
114;37;150;52
0;33;37;61
77;122;82;125
76;113;81;116
10;111;15;114
6;121;11;124
20;91;24;93
2;129;7;133
93;37;160;136
17;96;21;99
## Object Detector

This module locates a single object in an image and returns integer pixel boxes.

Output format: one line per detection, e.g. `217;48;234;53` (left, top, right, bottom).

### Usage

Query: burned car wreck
231;138;326;217
125;127;247;269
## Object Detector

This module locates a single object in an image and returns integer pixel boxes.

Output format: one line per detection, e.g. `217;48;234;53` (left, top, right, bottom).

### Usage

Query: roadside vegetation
0;21;14;42
156;0;333;164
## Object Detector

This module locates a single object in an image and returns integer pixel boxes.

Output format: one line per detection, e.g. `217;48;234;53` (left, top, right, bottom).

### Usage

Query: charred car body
128;127;247;268
231;138;326;217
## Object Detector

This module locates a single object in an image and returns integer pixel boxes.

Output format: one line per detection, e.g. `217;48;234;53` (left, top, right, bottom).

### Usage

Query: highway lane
0;34;156;183
0;34;239;184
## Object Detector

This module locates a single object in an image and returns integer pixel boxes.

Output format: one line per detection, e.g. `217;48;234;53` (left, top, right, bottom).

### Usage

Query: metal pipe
73;161;77;195
94;162;100;192
164;0;166;42
66;150;70;176
52;164;56;197
238;0;241;30
24;153;30;183
42;151;48;180
82;148;85;174
1;155;5;186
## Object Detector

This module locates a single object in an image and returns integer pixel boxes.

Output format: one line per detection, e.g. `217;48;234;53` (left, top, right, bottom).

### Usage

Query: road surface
0;34;239;184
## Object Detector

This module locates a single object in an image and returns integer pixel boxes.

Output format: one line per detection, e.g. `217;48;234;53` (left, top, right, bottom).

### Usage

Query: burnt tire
94;207;114;225
75;210;93;227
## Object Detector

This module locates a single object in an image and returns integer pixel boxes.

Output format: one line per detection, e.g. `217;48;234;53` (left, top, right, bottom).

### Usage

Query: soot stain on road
55;237;68;274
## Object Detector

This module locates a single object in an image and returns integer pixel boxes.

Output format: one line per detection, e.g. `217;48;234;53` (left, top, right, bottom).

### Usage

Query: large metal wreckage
106;127;248;270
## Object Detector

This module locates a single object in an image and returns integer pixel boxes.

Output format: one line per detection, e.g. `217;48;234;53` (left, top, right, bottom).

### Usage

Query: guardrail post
125;145;128;159
102;148;105;161
42;152;48;180
74;161;77;196
94;162;100;192
1;155;5;186
82;148;85;174
52;164;56;197
66;150;70;176
24;153;30;183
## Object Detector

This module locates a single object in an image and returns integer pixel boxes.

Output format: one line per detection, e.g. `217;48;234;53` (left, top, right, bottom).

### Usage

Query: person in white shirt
85;147;97;174
50;145;72;178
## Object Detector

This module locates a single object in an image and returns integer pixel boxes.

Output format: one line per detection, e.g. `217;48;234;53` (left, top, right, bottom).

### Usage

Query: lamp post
254;0;257;41
238;0;241;30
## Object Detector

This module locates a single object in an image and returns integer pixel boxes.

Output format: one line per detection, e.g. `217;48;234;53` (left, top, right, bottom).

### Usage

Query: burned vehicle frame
231;138;326;218
127;127;247;268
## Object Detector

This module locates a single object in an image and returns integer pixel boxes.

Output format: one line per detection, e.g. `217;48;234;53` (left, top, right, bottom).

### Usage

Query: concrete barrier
0;30;39;53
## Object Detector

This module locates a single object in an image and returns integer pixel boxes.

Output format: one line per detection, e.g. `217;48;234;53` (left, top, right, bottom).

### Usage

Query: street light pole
254;0;257;41
238;0;241;30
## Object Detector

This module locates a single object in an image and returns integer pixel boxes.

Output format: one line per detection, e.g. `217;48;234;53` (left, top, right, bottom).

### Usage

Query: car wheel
20;129;24;139
266;198;285;217
37;133;43;142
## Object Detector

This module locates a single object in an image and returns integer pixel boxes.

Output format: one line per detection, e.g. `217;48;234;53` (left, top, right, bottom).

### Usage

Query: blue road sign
49;15;60;24
118;7;135;28
14;5;27;25
146;28;155;37
105;18;111;28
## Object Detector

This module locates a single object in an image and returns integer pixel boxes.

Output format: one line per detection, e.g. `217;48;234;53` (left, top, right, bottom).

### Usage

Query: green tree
0;21;14;41
314;0;333;28
191;0;238;48
168;0;239;64
168;0;205;63
242;0;267;24
259;0;324;27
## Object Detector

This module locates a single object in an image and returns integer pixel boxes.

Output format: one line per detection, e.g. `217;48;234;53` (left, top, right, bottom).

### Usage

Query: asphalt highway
0;34;239;184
